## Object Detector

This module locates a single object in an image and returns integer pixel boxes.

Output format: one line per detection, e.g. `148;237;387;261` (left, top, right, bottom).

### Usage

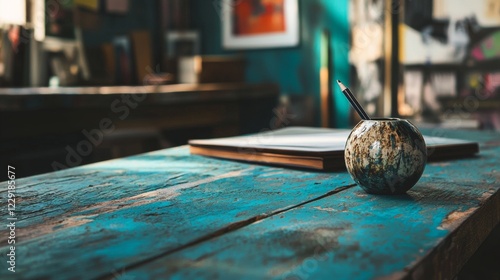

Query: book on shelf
113;36;134;85
130;30;153;85
188;127;480;171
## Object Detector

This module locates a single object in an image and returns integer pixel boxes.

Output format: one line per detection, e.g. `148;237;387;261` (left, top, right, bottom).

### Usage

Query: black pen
336;80;371;120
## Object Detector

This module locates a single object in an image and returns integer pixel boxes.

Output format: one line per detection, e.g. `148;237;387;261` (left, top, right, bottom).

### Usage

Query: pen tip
337;80;342;84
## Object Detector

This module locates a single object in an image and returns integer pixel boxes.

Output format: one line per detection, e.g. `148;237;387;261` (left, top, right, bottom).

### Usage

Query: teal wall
190;0;351;128
82;0;160;63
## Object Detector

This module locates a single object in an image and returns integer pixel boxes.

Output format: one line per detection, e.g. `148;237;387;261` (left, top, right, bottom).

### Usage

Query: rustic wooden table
0;129;499;279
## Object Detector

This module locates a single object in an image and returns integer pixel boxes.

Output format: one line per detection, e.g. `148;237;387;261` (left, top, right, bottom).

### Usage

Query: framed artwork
222;0;299;49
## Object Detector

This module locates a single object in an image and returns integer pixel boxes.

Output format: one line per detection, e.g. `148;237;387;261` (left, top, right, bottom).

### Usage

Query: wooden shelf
439;96;500;111
0;83;279;111
0;83;280;176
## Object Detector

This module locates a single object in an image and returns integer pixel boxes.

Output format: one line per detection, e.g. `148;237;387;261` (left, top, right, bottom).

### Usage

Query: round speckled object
344;118;427;194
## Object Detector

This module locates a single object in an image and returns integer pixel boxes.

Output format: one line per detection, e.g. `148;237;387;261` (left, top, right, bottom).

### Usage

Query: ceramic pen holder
344;118;427;194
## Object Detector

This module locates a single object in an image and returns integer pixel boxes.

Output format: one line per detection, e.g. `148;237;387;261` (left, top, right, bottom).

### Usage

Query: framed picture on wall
222;0;299;49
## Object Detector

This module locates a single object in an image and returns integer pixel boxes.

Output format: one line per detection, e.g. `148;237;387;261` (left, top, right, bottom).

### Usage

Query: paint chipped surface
0;128;499;280
479;189;496;203
0;147;358;279
314;206;336;212
126;134;500;280
10;168;254;242
439;207;479;231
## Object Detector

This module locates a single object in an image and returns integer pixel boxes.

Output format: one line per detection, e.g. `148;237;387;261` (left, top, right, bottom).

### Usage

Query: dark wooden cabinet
0;83;279;177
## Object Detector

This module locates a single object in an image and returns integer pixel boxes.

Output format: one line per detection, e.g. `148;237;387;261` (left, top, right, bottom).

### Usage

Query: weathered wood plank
0;130;498;280
0;147;354;279
119;139;500;280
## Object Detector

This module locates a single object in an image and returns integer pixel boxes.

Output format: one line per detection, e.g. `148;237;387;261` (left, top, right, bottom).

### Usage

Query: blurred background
1;0;499;177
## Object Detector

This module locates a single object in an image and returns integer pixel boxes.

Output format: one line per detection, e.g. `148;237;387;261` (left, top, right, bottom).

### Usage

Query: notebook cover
189;127;479;170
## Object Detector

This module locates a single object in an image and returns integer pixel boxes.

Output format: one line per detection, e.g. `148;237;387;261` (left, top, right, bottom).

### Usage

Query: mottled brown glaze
345;118;427;194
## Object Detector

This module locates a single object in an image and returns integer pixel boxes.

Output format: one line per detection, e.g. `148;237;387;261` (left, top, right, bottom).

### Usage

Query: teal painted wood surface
0;148;353;279
0;130;499;279
125;152;500;279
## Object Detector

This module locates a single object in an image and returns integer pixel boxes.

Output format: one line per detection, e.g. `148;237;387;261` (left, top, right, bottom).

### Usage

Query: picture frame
222;0;299;49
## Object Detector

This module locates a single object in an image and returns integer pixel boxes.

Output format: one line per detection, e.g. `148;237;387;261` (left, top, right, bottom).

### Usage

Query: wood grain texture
0;129;498;280
0;148;353;279
112;137;500;280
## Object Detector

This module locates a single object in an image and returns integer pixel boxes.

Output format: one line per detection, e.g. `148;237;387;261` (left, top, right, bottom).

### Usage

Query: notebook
188;127;480;171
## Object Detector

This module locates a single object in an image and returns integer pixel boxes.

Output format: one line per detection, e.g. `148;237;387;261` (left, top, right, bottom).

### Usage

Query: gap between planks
97;183;356;280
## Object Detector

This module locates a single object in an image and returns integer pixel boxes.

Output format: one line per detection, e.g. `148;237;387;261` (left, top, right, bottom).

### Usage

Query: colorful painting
471;31;500;60
222;0;298;49
232;0;286;36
